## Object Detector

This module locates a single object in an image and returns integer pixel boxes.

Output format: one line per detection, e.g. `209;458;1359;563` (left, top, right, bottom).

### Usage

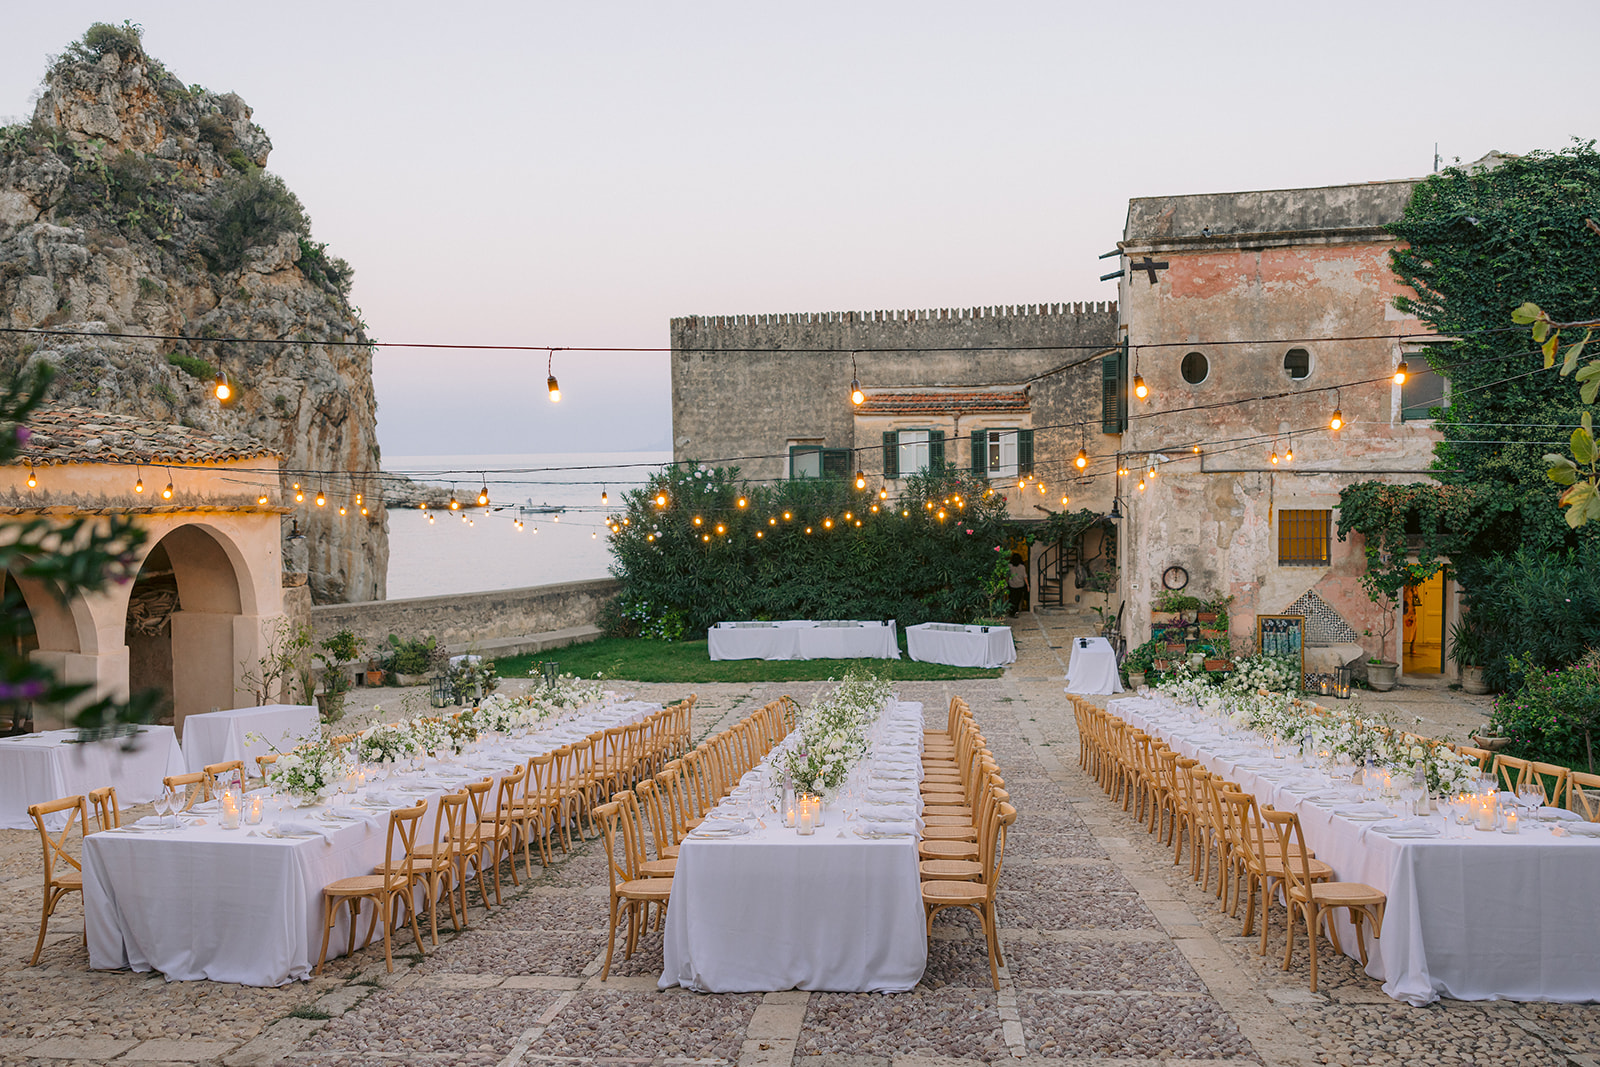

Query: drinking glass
1517;782;1544;817
153;790;170;831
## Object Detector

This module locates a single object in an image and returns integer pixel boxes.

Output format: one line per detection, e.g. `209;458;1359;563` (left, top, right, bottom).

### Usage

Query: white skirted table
708;620;900;661
906;623;1016;669
181;704;320;774
1065;636;1123;695
660;701;928;992
83;701;661;985
1111;694;1600;1004
0;727;185;830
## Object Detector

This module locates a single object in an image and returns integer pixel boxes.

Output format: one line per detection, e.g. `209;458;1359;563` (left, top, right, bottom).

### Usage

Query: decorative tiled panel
1283;589;1358;646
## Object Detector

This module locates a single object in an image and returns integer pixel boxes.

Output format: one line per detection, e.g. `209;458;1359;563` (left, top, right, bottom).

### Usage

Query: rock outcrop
0;23;387;603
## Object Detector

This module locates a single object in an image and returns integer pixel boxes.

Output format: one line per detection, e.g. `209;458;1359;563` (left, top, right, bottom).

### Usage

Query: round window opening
1180;351;1209;385
1284;347;1311;380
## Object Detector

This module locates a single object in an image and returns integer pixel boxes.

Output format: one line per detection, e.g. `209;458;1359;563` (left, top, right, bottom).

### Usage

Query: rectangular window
788;442;846;479
897;430;930;476
987;430;1019;479
1401;367;1448;421
1278;509;1332;567
1101;347;1127;433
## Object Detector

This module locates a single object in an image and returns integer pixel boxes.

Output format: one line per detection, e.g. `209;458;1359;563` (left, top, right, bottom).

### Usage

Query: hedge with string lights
602;462;1014;636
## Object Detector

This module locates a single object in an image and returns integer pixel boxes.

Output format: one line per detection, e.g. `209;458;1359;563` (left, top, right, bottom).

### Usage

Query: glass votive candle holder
246;794;265;825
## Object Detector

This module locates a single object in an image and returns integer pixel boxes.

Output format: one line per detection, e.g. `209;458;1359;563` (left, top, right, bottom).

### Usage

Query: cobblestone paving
0;629;1594;1065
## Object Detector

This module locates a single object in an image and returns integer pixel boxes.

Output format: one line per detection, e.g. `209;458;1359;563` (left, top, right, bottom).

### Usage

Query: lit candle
246;794;264;825
221;792;241;829
797;805;815;835
1475;794;1497;831
1502;809;1519;835
784;805;796;828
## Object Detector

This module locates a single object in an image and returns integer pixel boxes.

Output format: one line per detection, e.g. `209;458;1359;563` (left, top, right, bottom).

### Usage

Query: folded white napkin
865;787;915;804
858;819;916;836
1561;822;1600;837
189;800;220;814
859;802;916;821
1374;817;1435;834
272;820;336;844
1537;806;1582;822
133;815;170;828
325;805;381;828
1335;801;1397;818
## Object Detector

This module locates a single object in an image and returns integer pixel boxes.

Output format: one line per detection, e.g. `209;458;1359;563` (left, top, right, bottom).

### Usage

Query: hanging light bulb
1148;464;1157;478
258;493;269;506
546;349;560;402
1137;478;1146;492
448;492;459;510
477;482;489;507
783;511;792;521
532;525;538;533
870;504;879;513
295;486;305;503
1061;495;1070;506
214;372;232;403
591;530;597;539
1330;407;1344;432
755;530;763;539
355;493;362;506
768;517;777;526
1270;447;1280;465
1017;478;1025;490
1285;442;1294;463
162;478;174;500
134;473;145;494
553;513;559;522
26;463;37;489
805;527;813;535
736;496;747;508
1075;449;1088;470
1133;374;1148;400
1192;445;1201;454
854;470;866;490
361;505;369;516
339;505;347;515
467;517;474;526
936;509;946;521
601;487;609;505
419;501;428;511
1393;359;1409;385
655;492;668;508
823;518;833;529
849;353;864;405
693;516;703;526
427;513;435;524
878;488;888;500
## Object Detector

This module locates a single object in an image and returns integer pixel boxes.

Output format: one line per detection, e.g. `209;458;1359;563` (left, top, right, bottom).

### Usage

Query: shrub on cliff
204;167;309;271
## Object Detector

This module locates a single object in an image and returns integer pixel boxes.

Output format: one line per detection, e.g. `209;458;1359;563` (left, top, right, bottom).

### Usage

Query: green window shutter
1101;351;1127;433
822;449;849;479
929;430;945;471
971;429;987;475
1018;429;1034;475
882;431;898;478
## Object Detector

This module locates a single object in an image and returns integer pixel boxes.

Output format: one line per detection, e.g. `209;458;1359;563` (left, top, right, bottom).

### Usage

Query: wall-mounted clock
1162;565;1189;591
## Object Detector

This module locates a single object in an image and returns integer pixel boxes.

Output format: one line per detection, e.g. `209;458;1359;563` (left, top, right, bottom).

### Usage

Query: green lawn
493;636;1004;683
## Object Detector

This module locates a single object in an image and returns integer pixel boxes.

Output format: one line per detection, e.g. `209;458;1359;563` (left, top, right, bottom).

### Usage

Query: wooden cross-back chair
1568;769;1600;821
26;794;90;966
163;771;212;809
316;800;429;974
596;799;673;981
87;785;121;832
1264;808;1386;993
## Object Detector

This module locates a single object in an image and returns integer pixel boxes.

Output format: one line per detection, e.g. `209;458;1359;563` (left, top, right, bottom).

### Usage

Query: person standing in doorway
1007;552;1028;616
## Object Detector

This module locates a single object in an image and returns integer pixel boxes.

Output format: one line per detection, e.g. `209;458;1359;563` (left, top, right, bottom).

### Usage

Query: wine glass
1516;781;1544;819
153;789;170;831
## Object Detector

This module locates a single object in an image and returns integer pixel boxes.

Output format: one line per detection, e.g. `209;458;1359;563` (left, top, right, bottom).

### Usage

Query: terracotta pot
1204;659;1232;671
1200;628;1225;640
365;669;385;687
1197;612;1218;623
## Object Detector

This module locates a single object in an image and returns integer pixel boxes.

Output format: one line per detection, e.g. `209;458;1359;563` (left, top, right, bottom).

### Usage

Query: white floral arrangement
355;720;418;764
1376;733;1477;795
529;673;609;710
408;716;450;755
781;670;892;794
266;740;339;804
1224;653;1300;695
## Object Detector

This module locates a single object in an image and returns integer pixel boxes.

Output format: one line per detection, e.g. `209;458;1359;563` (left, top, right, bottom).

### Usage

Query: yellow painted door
1403;571;1446;675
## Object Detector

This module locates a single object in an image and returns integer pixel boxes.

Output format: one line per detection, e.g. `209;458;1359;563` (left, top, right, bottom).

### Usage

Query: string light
693;516;703;526
315;489;326;507
339;505;347;515
547;349;560;402
448;491;460;510
214;372;232;403
850;353;864;406
901;509;910;517
591;530;597;538
736;496;747;508
258;493;269;505
804;527;813;534
427;512;435;524
134;468;144;494
1061;495;1070;506
878;488;888;500
854;470;866;490
783;511;792;521
361;505;368;515
294;483;304;503
870;504;878;513
844;511;853;520
1330;392;1344;432
25;462;36;488
715;523;725;534
355;493;362;506
1285;440;1294;463
1133;373;1148;400
477;479;490;507
1270;446;1280;465
1075;449;1088;470
1393;359;1409;385
419;501;428;511
161;475;173;500
768;517;777;526
823;518;833;529
1137;478;1146;492
756;531;763;538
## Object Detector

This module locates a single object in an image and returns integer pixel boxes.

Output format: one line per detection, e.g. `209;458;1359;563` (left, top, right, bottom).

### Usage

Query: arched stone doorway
3;572;40;734
126;524;251;730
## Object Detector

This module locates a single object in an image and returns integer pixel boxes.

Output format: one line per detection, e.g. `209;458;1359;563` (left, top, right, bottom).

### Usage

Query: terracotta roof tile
11;407;279;466
857;391;1029;416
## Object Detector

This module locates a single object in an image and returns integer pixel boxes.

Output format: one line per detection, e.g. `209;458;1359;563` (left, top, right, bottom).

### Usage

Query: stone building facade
670;303;1120;524
1110;179;1456;677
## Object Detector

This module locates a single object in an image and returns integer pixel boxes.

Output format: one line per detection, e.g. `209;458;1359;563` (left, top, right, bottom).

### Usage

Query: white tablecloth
181;705;320;774
708;621;901;661
660;701;928;992
1111;695;1600;1004
1066;636;1122;695
83;700;661;985
0;727;186;830
906;623;1016;669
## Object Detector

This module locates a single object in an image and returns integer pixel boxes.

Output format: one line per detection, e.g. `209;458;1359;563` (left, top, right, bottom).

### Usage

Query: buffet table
0;727;185;830
708;620;900;661
660;701;927;992
906;623;1016;669
1111;694;1600;1005
181;704;320;774
83;700;661;985
1066;636;1122;695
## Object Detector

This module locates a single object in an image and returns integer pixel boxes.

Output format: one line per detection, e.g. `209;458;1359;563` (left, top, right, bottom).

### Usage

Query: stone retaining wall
309;578;620;660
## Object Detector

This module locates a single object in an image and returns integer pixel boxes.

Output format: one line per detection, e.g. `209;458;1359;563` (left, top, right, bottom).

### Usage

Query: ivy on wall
603;463;1015;636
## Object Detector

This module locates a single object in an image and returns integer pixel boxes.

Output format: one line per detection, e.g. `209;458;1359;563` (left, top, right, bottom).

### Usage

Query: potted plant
363;658;385;688
383;633;438;687
314;629;364;723
1123;636;1160;689
1449;616;1490;695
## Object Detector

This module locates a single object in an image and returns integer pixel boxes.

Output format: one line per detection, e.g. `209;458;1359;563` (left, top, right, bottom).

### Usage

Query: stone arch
127;523;254;729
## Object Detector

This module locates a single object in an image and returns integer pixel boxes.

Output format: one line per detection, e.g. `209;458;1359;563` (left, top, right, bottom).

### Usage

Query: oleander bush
1488;651;1600;772
604;462;1036;636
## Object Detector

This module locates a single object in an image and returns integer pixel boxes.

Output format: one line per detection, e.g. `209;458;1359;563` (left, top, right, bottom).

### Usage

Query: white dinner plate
1335;809;1393;821
1376;827;1442;838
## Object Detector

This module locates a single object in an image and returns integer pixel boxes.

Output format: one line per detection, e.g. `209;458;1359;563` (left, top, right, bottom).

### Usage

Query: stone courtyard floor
1;619;1594;1066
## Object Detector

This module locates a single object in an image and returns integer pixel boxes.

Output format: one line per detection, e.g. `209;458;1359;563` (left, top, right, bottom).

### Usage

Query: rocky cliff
0;23;387;603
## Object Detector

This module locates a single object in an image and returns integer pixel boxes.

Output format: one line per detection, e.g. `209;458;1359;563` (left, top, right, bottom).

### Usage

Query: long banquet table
906;623;1016;669
0;727;185;830
1111;693;1600;1005
707;620;901;661
83;700;661;985
181;704;320;774
660;700;927;992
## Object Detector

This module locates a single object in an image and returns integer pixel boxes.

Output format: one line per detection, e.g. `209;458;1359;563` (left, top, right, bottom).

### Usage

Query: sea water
383;451;669;599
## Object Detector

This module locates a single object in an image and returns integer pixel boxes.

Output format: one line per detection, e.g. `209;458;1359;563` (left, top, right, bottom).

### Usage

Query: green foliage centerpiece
781;671;894;796
266;739;339;806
